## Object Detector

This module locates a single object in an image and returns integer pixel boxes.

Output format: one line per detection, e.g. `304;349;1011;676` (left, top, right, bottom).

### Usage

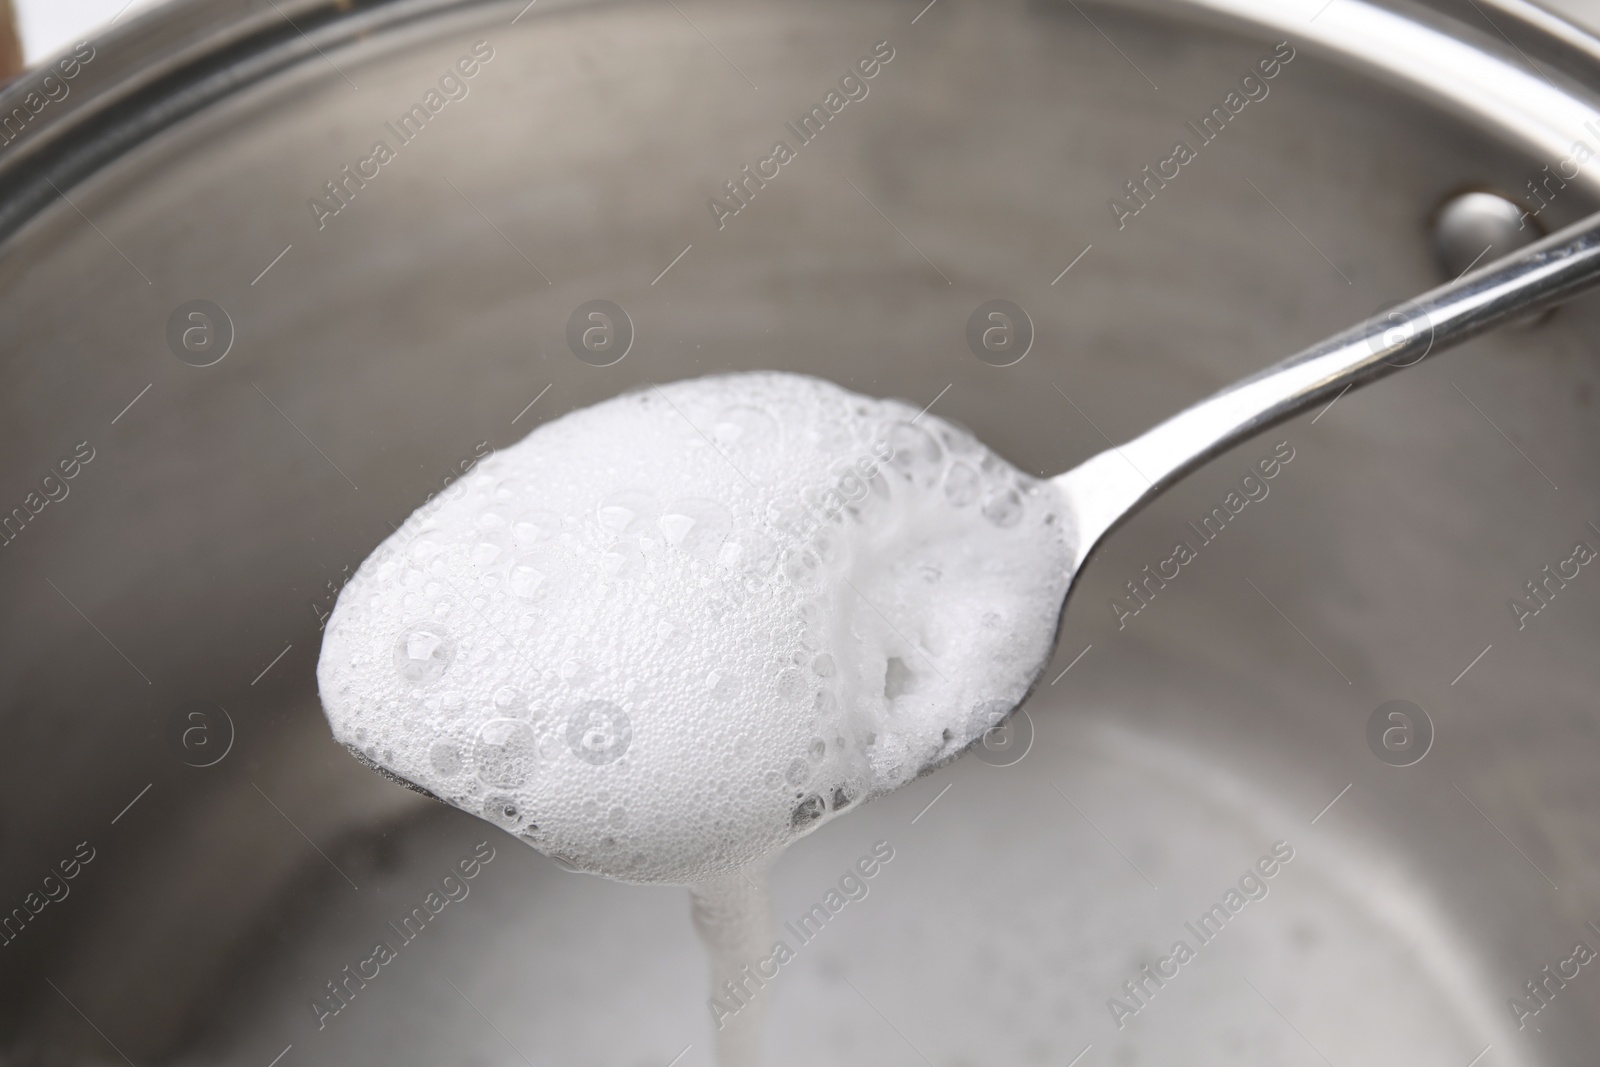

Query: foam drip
691;868;774;1067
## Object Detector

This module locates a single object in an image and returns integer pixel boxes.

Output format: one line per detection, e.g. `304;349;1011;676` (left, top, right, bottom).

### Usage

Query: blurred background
2;0;165;74
4;0;1600;1065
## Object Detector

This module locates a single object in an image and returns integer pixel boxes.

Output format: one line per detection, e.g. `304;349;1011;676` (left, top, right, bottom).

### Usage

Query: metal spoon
1051;210;1600;582
337;210;1600;841
944;209;1600;773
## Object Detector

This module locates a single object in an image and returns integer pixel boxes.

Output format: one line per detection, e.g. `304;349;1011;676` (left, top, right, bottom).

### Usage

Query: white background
14;0;164;64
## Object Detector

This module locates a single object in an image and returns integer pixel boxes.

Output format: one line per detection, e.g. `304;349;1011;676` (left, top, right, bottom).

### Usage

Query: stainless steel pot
2;0;1598;1063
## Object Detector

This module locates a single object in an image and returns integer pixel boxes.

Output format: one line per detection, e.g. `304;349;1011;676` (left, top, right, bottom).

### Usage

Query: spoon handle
1053;208;1600;571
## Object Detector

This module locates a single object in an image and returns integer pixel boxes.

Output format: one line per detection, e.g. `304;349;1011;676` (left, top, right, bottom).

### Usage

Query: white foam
317;372;1075;884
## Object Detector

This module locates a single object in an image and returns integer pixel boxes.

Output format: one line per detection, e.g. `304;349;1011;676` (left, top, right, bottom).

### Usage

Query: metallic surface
0;0;1597;1064
1434;189;1543;278
1056;207;1600;571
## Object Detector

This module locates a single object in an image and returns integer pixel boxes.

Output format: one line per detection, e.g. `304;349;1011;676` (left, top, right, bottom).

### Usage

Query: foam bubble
317;372;1075;884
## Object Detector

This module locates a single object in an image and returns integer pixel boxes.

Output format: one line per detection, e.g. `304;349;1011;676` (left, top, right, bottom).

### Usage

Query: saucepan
0;0;1596;1063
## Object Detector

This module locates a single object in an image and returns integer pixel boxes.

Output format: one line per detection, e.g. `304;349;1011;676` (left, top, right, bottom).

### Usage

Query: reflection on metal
0;0;1595;1064
0;0;21;83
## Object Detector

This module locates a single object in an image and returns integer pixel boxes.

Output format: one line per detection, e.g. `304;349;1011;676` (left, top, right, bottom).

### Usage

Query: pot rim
0;0;1597;254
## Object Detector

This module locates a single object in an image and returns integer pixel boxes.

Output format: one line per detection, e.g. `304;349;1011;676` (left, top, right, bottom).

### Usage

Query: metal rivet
1433;190;1540;278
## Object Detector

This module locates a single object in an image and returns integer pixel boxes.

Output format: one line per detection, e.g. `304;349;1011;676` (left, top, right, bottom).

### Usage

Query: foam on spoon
318;372;1072;1058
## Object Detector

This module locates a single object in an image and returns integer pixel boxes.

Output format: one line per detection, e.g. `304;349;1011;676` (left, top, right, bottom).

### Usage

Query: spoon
1048;210;1600;592
317;209;1600;1067
321;210;1600;881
